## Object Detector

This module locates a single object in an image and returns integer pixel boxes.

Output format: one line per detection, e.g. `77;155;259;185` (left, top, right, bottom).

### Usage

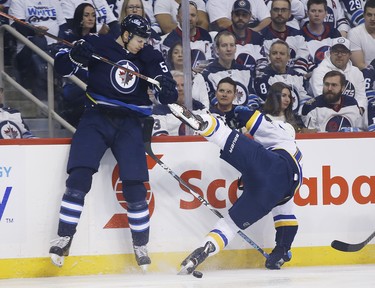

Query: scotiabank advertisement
0;135;375;273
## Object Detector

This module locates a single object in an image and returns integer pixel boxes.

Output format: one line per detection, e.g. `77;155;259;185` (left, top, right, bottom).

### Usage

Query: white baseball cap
331;37;351;51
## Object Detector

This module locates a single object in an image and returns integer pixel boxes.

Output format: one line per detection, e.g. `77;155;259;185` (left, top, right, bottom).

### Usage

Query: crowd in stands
1;0;375;136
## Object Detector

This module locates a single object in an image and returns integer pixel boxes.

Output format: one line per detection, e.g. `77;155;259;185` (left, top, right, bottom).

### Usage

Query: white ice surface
1;264;375;288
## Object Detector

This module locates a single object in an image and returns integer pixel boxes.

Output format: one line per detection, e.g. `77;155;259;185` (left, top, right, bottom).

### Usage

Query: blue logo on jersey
0;187;12;221
110;60;139;94
236;53;256;71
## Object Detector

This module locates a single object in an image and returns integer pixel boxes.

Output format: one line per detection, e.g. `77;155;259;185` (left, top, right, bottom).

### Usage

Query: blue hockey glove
247;94;264;110
154;75;178;104
234;105;257;128
69;39;95;67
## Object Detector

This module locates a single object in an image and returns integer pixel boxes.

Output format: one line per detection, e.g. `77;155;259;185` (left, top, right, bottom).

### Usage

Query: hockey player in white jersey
168;103;303;273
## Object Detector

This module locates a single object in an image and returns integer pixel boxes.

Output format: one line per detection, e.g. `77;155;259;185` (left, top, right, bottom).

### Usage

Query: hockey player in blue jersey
168;103;303;273
49;14;177;271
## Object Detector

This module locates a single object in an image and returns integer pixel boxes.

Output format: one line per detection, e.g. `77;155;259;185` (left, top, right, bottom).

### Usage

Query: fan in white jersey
302;70;365;131
348;0;375;70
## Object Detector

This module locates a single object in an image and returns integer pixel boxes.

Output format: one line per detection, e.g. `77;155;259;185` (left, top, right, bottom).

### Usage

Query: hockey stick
331;231;375;252
142;117;269;259
0;11;160;88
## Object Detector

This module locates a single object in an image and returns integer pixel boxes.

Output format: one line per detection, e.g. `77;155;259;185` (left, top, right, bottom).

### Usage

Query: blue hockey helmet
121;14;151;39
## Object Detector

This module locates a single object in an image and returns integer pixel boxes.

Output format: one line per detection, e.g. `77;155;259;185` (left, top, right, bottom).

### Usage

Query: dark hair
323;70;346;86
178;1;198;12
217;77;237;91
270;39;290;56
307;0;327;11
365;0;375;13
167;41;183;70
271;0;292;10
262;82;295;124
72;3;97;36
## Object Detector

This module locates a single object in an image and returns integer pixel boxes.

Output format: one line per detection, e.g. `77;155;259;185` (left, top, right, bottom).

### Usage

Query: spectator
264;0;306;30
301;0;351;37
262;81;308;133
362;59;375;131
160;1;213;71
226;0;266;76
309;37;367;121
0;88;36;139
209;77;238;127
302;70;365;132
206;0;271;32
301;0;342;72
166;41;184;72
152;70;206;136
60;0;120;38
154;0;209;34
192;30;254;108
255;40;312;115
60;3;97;128
260;0;310;75
118;0;161;49
9;0;67;102
348;0;375;70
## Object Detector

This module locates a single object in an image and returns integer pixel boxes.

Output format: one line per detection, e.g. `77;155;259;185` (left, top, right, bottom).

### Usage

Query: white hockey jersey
0;105;35;139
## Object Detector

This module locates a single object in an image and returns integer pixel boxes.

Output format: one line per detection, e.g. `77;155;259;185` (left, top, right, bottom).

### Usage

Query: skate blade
168;104;200;130
50;253;64;268
139;264;149;273
177;260;195;275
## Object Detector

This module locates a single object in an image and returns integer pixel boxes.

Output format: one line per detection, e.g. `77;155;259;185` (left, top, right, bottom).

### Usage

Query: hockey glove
247;94;264;110
69;39;95;67
154;75;178;104
234;105;256;129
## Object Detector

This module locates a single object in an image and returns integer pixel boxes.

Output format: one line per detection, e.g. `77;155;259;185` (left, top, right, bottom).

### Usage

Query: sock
200;114;232;150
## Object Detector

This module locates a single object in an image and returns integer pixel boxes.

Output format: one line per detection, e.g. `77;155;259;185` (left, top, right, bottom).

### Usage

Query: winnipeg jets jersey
160;26;214;66
301;95;365;132
340;0;366;27
255;65;312;115
301;22;342;69
55;33;174;116
191;59;254;106
0;105;35;139
260;25;310;74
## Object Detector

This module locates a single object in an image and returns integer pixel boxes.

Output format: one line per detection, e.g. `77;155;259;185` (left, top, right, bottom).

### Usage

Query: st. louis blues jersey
55;33;175;116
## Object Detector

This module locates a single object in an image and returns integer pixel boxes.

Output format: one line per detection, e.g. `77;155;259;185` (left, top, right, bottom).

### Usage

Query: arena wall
0;133;374;278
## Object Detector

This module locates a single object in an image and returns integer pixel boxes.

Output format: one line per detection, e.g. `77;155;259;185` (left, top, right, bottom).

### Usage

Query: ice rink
1;264;374;288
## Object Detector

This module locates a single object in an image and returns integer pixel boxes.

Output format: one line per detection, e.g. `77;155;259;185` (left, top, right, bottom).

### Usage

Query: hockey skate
49;236;72;267
168;103;207;131
133;244;151;272
178;241;215;275
265;246;292;270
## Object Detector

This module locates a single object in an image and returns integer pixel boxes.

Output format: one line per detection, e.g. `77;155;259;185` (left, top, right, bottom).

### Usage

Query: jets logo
111;60;139;93
0;121;22;139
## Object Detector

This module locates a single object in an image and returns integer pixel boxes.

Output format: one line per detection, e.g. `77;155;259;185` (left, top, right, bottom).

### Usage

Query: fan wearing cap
49;14;177;270
226;0;265;77
309;37;367;124
206;0;271;32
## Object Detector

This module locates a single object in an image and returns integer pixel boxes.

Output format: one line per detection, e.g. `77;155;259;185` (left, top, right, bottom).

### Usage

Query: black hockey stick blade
331;231;375;252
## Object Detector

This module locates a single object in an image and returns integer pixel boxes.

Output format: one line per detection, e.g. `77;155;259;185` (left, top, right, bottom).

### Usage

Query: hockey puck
192;271;203;278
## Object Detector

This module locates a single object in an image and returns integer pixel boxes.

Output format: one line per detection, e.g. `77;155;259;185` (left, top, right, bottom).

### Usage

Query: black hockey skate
265;246;292;270
178;241;215;275
133;244;151;272
168;103;207;131
49;236;73;267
